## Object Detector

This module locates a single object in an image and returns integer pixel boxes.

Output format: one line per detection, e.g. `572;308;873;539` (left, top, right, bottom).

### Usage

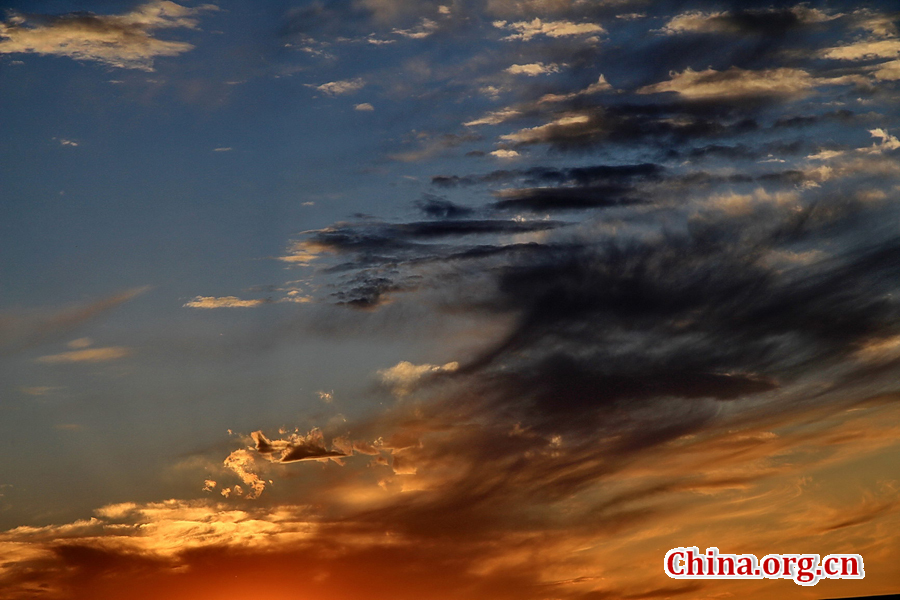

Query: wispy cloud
183;296;268;308
639;67;821;98
37;346;130;363
0;1;217;70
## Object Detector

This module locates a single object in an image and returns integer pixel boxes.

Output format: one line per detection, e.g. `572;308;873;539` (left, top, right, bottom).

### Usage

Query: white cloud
311;78;365;96
378;360;459;396
874;59;900;80
505;62;560;76
491;149;520;158
867;128;900;152
213;147;232;152
639;67;820;99
500;114;590;144
0;1;215;71
37;347;130;363
822;38;900;60
354;103;375;111
183;296;268;308
493;18;605;41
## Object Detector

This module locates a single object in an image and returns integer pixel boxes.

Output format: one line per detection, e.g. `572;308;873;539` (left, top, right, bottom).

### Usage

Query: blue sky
2;1;900;598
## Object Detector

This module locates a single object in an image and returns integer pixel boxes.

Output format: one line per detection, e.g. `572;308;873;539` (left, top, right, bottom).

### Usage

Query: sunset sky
2;0;900;598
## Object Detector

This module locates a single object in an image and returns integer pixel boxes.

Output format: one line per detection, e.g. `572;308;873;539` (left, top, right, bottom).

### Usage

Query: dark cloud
432;163;664;188
773;109;855;128
491;185;644;212
415;195;475;219
252;429;347;462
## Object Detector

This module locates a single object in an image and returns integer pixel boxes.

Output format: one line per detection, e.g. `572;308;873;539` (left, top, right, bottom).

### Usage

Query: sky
1;0;900;598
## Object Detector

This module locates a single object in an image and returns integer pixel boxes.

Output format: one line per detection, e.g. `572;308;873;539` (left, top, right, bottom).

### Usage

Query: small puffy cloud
491;149;520;158
822;38;900;60
354;103;375;111
183;296;268;308
37;347;130;363
223;449;266;499
58;138;78;147
378;360;458;396
67;337;92;348
311;78;365;96
0;1;215;71
639;67;818;99
868;128;900;152
213;147;232;152
505;62;560;76
493;18;605;41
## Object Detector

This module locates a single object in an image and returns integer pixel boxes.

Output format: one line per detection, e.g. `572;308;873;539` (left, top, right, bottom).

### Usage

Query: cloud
0;286;148;356
222;449;266;498
659;6;840;35
639;67;819;99
821;38;900;60
388;132;480;162
490;149;520;158
500;114;597;144
538;75;611;103
392;18;438;39
183;296;268;308
464;108;521;127
252;428;348;463
493;18;605;41
311;78;366;96
67;337;92;348
874;59;900;80
505;62;560;76
0;1;215;70
355;103;375;111
378;360;459;396
414;196;474;219
19;386;59;396
37;347;130;363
